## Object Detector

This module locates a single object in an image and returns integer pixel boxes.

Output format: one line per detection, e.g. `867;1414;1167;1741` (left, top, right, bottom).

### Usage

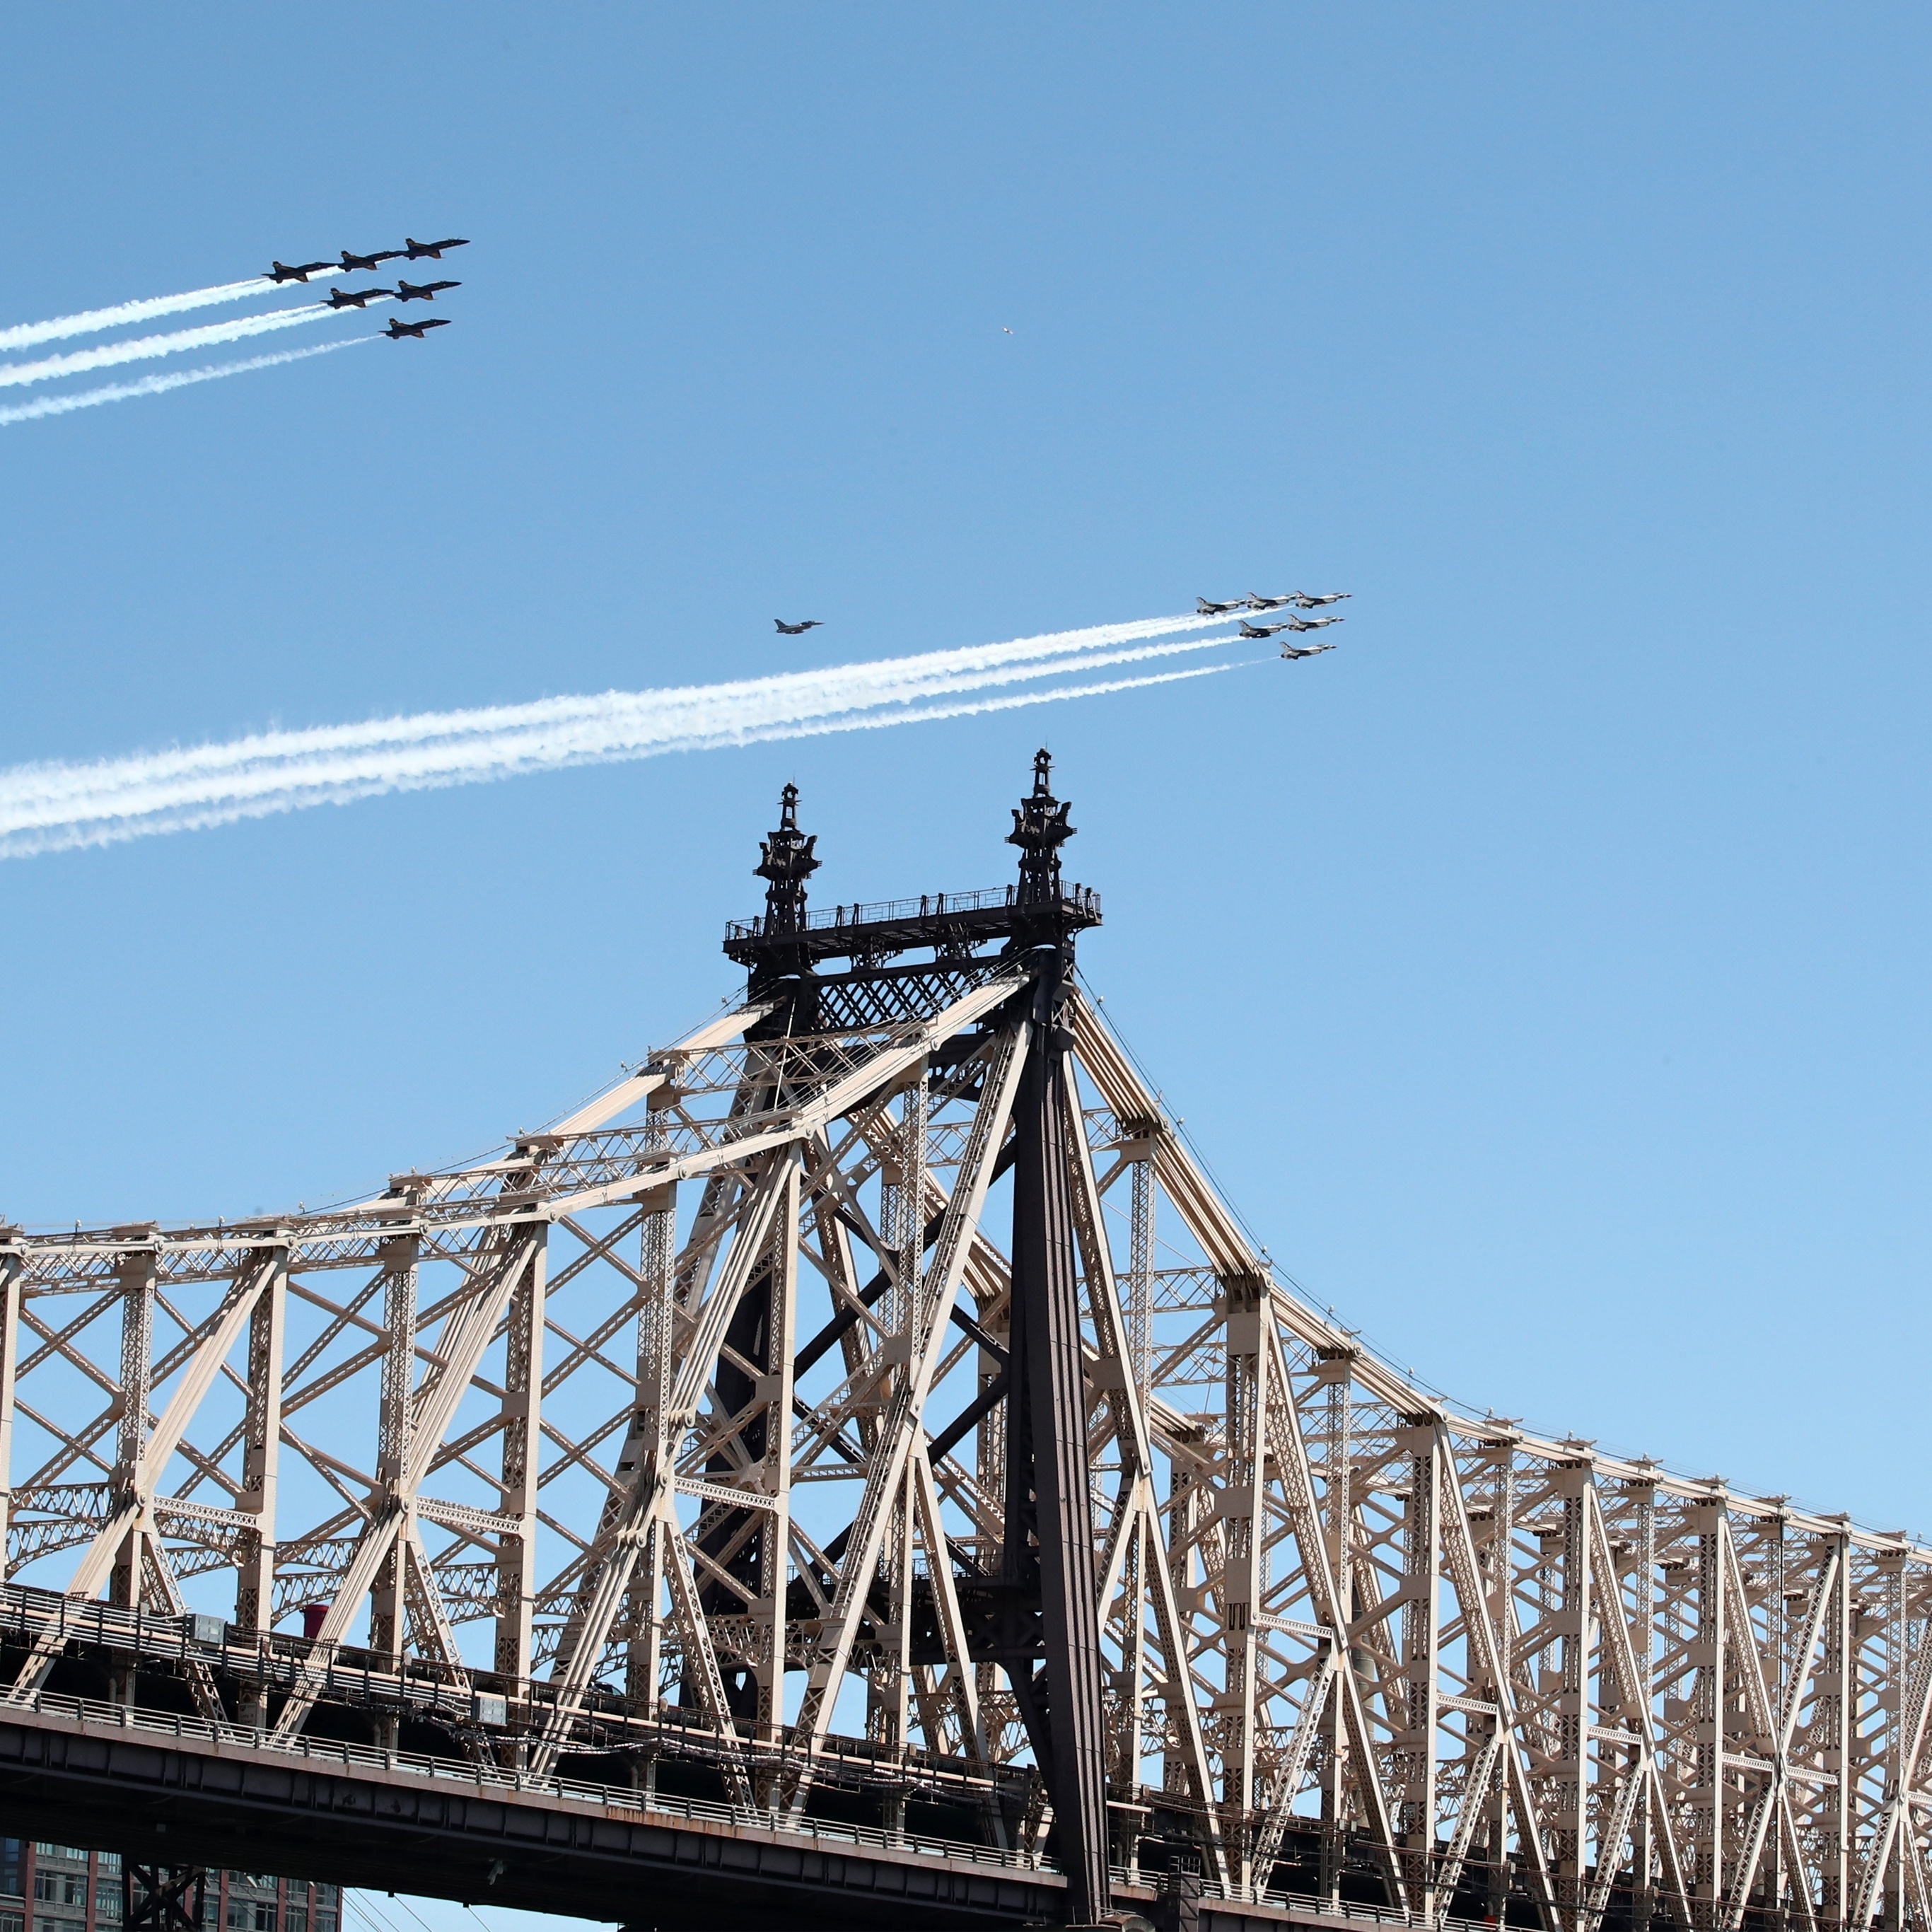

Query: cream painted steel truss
0;791;1926;1932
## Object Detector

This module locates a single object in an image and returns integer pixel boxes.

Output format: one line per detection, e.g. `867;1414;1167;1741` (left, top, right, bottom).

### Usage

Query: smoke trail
2;614;1234;820
0;303;343;392
0;276;286;355
0;618;1250;859
0;337;372;428
755;657;1249;743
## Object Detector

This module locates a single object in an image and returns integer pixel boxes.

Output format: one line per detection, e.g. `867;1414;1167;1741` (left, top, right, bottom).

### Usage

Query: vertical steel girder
0;776;1926;1932
1005;953;1110;1924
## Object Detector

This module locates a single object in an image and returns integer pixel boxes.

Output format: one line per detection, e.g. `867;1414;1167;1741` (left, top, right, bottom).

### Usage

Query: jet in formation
775;619;823;635
267;259;333;284
405;236;470;261
1245;590;1354;611
1196;597;1247;615
1285;613;1344;631
324;286;390;310
396;279;460;303
385;316;450;340
1279;641;1335;661
340;246;403;273
1238;619;1297;639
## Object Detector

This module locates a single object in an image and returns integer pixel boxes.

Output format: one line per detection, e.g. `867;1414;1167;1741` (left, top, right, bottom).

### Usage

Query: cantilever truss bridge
0;759;1926;1932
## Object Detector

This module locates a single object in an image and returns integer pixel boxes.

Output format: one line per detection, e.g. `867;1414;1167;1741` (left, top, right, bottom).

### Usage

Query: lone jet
340;246;402;273
385;315;450;340
1238;619;1296;639
1285;613;1344;632
1279;641;1336;661
267;259;332;284
404;235;470;261
774;619;823;635
395;279;460;303
1288;591;1351;609
1196;597;1245;616
324;286;390;309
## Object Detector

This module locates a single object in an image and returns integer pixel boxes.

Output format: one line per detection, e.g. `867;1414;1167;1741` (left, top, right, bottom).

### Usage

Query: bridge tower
0;753;1926;1932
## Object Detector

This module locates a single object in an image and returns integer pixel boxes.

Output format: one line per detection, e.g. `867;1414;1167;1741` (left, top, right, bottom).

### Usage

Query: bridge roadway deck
0;1692;1342;1932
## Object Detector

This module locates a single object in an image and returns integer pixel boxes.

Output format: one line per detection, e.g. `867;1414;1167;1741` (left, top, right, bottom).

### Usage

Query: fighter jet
1288;591;1351;609
1285;614;1344;632
1279;641;1336;661
1245;593;1295;611
1238;619;1296;639
1196;597;1246;616
267;259;333;284
385;316;450;340
395;279;460;303
340;246;403;274
404;235;470;261
324;286;391;309
774;619;823;635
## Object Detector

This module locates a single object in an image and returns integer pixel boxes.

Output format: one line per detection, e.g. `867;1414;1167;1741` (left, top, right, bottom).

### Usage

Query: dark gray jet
340;247;403;273
1238;619;1295;639
385;315;450;339
324;286;391;309
1196;597;1245;615
267;259;332;284
404;235;470;260
775;619;824;635
1279;641;1336;661
1285;613;1345;632
395;279;460;303
1245;593;1296;611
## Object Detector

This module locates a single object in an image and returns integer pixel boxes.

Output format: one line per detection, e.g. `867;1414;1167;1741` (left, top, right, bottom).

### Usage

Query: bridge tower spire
749;780;820;1001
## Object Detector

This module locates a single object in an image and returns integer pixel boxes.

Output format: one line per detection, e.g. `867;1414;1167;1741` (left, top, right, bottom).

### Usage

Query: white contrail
0;337;373;428
0;617;1250;859
0;274;288;354
0;302;344;391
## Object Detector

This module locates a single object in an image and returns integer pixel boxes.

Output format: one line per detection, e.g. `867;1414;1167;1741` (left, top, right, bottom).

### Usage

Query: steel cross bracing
0;764;1927;1932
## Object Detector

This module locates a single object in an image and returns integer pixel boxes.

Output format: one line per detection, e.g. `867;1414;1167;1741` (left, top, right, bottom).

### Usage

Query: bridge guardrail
1;1592;1524;1926
16;1679;1549;1927
8;1683;1047;1879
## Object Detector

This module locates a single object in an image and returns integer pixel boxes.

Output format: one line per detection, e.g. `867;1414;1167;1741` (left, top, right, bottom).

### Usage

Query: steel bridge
0;757;1926;1932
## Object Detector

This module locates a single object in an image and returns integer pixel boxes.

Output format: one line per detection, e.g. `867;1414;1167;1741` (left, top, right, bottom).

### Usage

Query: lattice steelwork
0;760;1926;1932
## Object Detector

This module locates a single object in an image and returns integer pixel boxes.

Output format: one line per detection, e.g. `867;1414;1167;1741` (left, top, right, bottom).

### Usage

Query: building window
284;1909;306;1932
0;1909;23;1932
0;1844;21;1899
29;1854;84;1867
225;1904;274;1932
93;1881;121;1922
94;1861;119;1881
314;1916;336;1932
35;1916;84;1932
33;1876;84;1909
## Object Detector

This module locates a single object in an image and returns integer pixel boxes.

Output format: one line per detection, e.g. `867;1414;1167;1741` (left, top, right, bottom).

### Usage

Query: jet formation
1204;589;1351;661
267;233;470;344
1199;590;1351;615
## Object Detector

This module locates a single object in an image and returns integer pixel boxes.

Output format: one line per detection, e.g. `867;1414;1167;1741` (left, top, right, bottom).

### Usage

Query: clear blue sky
2;0;1928;1598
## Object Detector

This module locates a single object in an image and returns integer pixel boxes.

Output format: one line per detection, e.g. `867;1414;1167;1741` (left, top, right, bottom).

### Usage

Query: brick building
0;1844;339;1932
